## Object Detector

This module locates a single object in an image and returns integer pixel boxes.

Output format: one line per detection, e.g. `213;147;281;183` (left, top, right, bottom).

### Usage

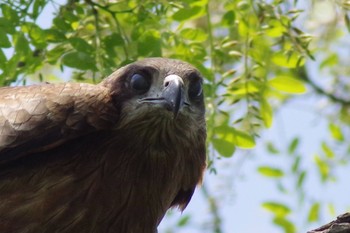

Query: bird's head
101;58;205;130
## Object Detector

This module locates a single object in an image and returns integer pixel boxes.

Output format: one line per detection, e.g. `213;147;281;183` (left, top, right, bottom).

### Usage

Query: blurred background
1;0;350;232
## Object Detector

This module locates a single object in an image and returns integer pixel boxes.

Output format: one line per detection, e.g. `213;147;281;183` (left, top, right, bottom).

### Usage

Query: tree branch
307;212;350;233
296;67;350;106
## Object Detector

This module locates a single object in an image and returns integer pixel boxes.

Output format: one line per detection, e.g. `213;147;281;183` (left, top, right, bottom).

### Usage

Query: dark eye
188;80;203;99
130;74;151;93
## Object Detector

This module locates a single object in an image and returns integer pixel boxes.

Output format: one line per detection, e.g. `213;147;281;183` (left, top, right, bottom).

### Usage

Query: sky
6;1;350;233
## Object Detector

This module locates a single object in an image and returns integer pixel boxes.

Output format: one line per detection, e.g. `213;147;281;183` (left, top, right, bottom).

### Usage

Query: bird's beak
161;75;185;119
139;75;186;119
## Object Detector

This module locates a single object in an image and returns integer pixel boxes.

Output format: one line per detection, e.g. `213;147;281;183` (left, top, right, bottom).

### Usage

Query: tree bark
308;213;350;233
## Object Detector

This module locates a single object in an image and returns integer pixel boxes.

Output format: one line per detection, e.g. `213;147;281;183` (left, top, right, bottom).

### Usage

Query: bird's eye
188;80;203;99
130;74;151;93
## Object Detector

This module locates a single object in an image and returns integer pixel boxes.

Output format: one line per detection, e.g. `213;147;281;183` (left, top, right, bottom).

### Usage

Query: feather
0;58;206;233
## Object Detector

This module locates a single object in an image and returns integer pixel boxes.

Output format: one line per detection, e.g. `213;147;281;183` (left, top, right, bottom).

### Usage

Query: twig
296;67;350;106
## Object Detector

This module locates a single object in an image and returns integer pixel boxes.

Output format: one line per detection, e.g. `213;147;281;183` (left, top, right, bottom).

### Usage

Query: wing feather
0;83;118;163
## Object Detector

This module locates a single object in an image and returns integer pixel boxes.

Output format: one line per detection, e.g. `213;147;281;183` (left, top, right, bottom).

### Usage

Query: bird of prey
0;58;206;233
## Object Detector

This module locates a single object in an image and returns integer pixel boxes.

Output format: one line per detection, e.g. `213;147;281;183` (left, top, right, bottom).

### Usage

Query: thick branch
307;212;350;233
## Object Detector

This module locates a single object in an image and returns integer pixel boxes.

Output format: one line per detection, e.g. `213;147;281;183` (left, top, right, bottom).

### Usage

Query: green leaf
0;49;6;63
314;155;330;182
214;125;255;151
266;19;286;37
228;80;261;95
232;129;255;148
297;171;306;188
266;142;279;154
308;203;320;222
328;203;336;216
45;29;66;42
272;51;305;68
61;51;96;70
273;217;296;233
177;215;190;227
222;10;235;26
53;17;72;31
212;138;236;157
137;29;161;56
1;4;19;25
14;33;30;56
69;38;94;53
0;29;11;48
320;53;339;69
23;23;47;48
180;28;208;42
108;1;136;12
321;142;335;158
291;156;301;173
0;17;16;34
262;202;291;217
47;46;66;64
329;123;344;141
269;75;306;94
288;137;299;154
172;6;204;21
258;166;284;178
32;0;46;19
260;98;273;128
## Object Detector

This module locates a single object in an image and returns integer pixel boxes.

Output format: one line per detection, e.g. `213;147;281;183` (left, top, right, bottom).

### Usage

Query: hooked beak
139;75;187;119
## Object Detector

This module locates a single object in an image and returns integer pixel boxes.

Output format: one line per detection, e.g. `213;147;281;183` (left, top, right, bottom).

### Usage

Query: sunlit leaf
172;6;204;21
269;75;306;94
272;51;305;68
308;203;320;222
232;129;256;148
321;142;335;158
214;125;255;150
262;202;291;217
320;53;339;69
212;138;236;157
328;203;336;216
329;123;344;141
22;23;47;48
266;19;286;37
314;155;330;182
180;28;208;42
228;80;261;95
45;29;66;42
258;166;284;178
260;98;273;128
273;217;296;233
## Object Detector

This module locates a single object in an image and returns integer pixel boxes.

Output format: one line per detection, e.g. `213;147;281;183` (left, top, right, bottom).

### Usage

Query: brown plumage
0;58;206;233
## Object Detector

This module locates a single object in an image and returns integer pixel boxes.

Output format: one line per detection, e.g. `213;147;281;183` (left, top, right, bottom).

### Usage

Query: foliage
1;0;350;232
